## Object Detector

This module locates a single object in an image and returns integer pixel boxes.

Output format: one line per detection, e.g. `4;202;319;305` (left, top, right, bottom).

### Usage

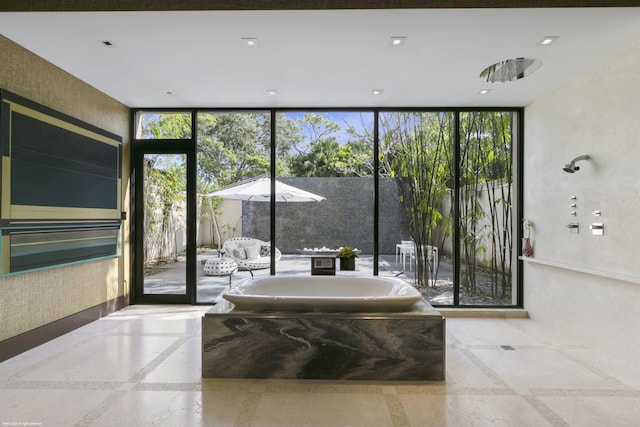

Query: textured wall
523;43;640;355
242;177;410;254
0;35;130;341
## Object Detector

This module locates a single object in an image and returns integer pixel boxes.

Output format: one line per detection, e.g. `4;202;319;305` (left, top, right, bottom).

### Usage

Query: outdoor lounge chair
222;237;281;270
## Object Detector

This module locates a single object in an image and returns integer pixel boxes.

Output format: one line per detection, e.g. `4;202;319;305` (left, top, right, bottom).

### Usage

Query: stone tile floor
1;305;638;426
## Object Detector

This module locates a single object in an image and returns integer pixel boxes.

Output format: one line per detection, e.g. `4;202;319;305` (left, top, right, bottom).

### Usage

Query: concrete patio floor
142;252;506;306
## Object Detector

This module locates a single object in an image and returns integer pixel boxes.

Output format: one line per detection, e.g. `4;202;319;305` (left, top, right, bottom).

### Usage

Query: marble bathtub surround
202;300;445;381
1;305;639;426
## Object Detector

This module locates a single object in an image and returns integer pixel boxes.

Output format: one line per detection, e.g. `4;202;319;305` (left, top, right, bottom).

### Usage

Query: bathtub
204;278;445;380
221;275;423;311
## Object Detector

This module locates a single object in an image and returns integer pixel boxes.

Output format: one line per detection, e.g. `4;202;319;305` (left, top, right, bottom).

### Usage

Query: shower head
563;155;589;173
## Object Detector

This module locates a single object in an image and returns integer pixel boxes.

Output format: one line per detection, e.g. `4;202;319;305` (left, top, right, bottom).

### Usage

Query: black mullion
516;109;525;308
270;110;277;276
373;110;379;275
453;111;461;307
187;110;197;304
130;148;142;305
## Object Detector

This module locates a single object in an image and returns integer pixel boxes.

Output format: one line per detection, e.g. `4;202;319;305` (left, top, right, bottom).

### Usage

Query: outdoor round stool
204;258;238;276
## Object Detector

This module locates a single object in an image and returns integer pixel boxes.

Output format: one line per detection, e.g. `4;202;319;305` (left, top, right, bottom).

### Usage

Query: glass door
134;152;193;303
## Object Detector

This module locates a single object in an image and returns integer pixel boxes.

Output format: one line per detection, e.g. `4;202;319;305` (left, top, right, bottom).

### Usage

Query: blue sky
282;111;373;144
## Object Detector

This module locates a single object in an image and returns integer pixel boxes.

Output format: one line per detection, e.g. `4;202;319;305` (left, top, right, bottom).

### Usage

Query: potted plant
337;246;358;271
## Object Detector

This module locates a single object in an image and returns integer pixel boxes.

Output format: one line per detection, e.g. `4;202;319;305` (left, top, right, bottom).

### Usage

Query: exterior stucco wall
242;177;410;254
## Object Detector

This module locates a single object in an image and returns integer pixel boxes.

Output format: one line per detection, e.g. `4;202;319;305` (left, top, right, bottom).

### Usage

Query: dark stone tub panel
202;301;445;381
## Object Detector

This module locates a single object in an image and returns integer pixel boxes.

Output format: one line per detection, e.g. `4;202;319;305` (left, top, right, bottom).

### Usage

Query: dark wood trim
0;0;635;12
0;295;127;363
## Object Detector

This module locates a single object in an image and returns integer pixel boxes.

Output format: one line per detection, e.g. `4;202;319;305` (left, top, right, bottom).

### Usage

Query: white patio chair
222;237;281;270
399;240;415;270
399;241;439;273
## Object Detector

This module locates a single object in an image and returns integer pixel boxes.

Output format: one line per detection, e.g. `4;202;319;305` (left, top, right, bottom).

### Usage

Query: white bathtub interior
222;275;423;311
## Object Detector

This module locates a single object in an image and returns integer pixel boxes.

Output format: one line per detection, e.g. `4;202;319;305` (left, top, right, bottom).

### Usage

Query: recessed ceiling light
266;90;278;95
478;89;491;95
538;36;559;46
372;89;384;95
389;37;406;47
242;37;259;47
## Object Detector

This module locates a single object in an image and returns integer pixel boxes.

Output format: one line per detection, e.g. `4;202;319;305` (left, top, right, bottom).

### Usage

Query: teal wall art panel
0;89;123;276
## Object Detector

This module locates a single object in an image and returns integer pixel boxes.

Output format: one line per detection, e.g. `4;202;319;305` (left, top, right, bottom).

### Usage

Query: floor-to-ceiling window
458;111;515;306
378;109;517;306
133;111;195;304
131;108;521;307
275;111;375;276
377;111;456;303
195;111;271;302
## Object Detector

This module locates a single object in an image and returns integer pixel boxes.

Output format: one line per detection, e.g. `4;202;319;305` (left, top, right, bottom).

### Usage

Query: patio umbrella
204;177;325;202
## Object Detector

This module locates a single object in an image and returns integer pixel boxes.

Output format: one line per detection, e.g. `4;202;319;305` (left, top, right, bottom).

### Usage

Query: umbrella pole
207;197;223;254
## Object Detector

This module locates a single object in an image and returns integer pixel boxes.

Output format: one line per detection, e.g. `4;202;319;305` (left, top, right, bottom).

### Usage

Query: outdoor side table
204;258;238;276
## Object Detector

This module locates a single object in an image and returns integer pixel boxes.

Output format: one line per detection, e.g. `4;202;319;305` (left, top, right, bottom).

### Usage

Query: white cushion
242;243;261;260
233;248;247;259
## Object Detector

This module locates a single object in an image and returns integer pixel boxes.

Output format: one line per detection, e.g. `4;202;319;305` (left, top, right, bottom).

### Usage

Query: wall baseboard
0;295;127;363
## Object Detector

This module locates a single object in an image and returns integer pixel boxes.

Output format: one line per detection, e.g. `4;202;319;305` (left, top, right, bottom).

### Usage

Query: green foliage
196;112;268;188
290;137;341;177
458;112;513;296
337;246;359;258
288;113;373;177
330;141;373;177
385;112;454;288
382;110;513;295
143;154;186;263
273;113;305;176
139;113;192;139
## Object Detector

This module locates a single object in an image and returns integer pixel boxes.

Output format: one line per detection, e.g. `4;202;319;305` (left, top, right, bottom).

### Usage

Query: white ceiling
1;8;639;108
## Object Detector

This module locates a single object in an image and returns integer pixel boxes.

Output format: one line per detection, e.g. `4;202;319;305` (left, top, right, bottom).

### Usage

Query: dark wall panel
11;159;117;209
9;226;120;272
0;89;123;276
11;111;118;176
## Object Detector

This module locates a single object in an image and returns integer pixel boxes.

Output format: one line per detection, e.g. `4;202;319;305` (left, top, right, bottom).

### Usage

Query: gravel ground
414;274;513;306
